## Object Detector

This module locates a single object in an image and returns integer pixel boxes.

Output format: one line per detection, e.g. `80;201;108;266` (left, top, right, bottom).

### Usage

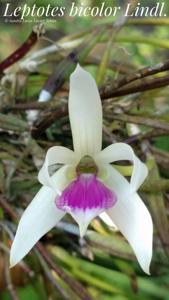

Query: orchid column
10;65;153;274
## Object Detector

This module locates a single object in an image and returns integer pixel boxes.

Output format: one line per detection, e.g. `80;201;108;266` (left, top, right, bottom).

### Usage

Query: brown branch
101;74;169;99
4;256;20;300
102;60;169;92
32;105;68;137
36;250;71;300
31;103;169;137
0;197;18;220
29;60;169;136
3;101;49;112
108;113;169;131
0;24;44;73
124;129;169;144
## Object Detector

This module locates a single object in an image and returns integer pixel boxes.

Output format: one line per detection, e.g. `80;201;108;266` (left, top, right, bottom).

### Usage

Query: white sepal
38;146;76;192
69;64;102;157
10;165;72;267
99;212;118;230
104;165;153;274
95;143;148;192
10;186;65;267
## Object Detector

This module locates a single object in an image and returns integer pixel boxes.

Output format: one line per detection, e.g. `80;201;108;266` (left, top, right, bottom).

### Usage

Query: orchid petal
69;64;102;157
95;143;148;192
10;165;71;267
104;165;153;274
10;186;65;267
99;212;118;230
38;146;76;192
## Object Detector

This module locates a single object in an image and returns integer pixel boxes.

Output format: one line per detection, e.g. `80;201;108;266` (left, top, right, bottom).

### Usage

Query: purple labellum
56;174;116;211
56;174;117;236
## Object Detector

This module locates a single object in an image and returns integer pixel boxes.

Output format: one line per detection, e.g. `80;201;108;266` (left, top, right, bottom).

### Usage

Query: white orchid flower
10;65;153;274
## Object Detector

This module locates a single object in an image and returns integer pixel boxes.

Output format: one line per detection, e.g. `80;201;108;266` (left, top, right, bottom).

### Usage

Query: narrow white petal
69;64;102;157
95;143;148;192
10;186;65;267
104;165;153;274
10;165;71;267
38;146;76;191
99;212;118;230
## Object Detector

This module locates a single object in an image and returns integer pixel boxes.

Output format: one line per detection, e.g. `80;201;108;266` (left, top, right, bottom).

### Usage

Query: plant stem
0;24;44;73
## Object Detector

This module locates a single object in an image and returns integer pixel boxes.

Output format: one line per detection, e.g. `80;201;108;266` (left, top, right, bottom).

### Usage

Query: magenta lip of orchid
10;64;153;274
56;154;117;214
56;173;117;211
56;173;117;237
